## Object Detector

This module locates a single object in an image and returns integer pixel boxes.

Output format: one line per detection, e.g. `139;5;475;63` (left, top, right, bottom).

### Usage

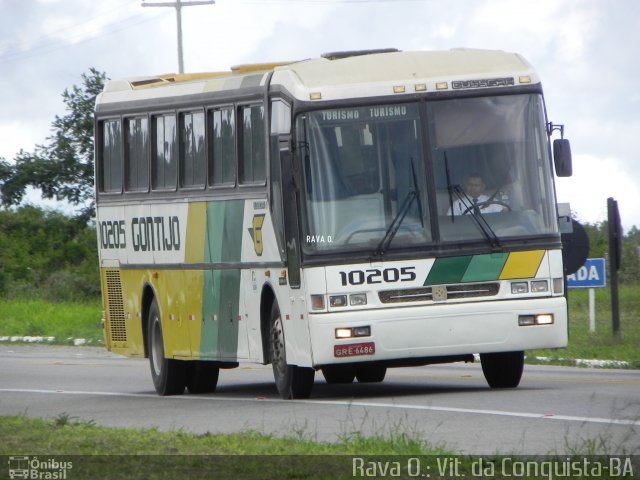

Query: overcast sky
1;0;639;229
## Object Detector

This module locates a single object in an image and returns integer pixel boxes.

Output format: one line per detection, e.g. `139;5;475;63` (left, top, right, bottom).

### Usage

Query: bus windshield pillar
280;149;301;288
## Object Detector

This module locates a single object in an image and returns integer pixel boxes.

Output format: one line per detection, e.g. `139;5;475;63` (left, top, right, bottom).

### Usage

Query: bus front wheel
269;302;314;399
186;361;219;394
322;366;356;384
356;365;387;383
148;298;187;395
480;351;524;388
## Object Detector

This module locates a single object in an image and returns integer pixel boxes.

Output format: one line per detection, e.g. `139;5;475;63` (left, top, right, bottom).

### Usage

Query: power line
141;0;215;74
17;0;135;47
0;0;422;66
0;3;166;65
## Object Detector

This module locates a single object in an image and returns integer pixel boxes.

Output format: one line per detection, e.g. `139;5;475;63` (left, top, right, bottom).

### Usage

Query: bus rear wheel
480;351;524;388
148;298;187;396
270;302;315;399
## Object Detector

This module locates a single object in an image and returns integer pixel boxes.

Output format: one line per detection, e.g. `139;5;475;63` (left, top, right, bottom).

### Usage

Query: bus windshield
297;94;558;254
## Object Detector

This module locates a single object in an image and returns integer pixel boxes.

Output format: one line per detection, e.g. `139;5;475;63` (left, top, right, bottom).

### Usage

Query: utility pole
607;197;622;338
142;0;215;74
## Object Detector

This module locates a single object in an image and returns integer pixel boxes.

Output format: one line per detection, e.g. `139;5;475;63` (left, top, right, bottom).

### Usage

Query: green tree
582;221;608;259
0;68;106;221
0;158;11;198
581;220;640;284
620;225;640;283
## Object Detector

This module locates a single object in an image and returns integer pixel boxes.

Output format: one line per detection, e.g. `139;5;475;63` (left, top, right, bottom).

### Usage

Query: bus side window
151;114;177;191
100;119;123;193
209;107;236;186
124;116;150;192
239;104;266;184
179;110;205;188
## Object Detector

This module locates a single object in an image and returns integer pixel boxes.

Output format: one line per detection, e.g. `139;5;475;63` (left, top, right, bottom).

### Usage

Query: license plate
334;342;375;358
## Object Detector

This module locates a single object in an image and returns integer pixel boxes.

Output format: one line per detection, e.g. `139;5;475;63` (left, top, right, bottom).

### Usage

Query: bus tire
356;365;387;383
480;351;524;388
186;361;219;394
148;298;186;396
270;302;314;399
322;366;356;384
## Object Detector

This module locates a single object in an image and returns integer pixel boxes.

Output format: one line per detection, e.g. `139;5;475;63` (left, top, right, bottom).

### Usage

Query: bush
0;205;99;299
44;270;101;302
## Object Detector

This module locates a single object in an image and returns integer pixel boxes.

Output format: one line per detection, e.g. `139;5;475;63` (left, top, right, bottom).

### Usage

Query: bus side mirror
561;218;589;276
553;139;572;177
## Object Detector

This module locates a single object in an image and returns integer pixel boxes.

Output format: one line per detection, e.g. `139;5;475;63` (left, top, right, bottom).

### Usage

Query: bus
95;48;576;399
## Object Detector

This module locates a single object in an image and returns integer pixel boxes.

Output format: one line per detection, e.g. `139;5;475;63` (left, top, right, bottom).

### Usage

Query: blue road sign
567;258;606;288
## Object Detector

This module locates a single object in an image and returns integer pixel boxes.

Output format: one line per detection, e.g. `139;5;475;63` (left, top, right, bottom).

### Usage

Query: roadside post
566;258;606;332
607;197;623;338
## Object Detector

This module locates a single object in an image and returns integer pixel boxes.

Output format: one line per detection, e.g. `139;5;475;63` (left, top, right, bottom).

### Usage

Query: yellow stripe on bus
499;250;545;279
185;202;207;264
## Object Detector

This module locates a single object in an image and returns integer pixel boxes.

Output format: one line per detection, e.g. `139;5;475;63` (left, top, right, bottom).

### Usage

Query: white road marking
2;388;638;426
307;399;640;426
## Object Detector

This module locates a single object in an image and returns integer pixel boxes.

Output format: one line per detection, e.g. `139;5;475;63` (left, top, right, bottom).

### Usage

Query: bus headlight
336;328;352;338
511;282;529;294
330;295;348;307
536;314;554;325
531;280;549;293
519;314;554;326
349;293;367;306
518;315;535;326
321;294;368;309
335;326;371;339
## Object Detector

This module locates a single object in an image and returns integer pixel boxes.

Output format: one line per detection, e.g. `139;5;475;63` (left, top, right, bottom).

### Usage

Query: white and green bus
95;48;575;399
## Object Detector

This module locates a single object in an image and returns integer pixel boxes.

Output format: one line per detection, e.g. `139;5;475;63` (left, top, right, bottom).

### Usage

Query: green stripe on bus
424;252;542;286
462;253;509;282
424;256;472;285
201;200;245;359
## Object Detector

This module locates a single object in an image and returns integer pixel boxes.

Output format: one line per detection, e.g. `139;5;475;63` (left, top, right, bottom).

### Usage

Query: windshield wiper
444;152;502;250
444;152;456;222
409;157;424;229
374;157;424;257
374;190;417;257
451;184;502;250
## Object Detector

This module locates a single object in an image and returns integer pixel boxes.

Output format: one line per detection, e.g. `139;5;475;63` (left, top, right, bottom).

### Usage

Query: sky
1;0;639;230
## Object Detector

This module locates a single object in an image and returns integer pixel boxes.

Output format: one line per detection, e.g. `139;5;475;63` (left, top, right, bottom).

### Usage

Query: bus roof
275;48;538;101
97;48;539;107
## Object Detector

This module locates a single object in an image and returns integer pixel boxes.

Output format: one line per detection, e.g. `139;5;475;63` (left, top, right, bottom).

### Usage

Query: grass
0;298;103;345
0;414;437;456
529;285;640;368
2;415;627;480
0;285;638;365
0;415;453;479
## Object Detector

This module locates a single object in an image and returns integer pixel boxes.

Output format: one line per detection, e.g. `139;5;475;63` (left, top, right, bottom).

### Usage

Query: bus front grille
379;282;500;304
105;270;127;343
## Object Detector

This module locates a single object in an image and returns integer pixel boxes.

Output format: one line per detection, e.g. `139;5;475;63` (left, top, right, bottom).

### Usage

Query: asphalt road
0;345;638;455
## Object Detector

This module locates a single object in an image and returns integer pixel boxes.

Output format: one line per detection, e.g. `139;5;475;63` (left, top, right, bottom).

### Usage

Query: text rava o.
99;216;181;252
339;267;416;286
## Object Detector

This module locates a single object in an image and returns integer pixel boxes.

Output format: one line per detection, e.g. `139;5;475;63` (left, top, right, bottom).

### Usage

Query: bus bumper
308;296;567;367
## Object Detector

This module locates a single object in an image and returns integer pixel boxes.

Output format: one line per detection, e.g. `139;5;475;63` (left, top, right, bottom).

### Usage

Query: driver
448;173;506;215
